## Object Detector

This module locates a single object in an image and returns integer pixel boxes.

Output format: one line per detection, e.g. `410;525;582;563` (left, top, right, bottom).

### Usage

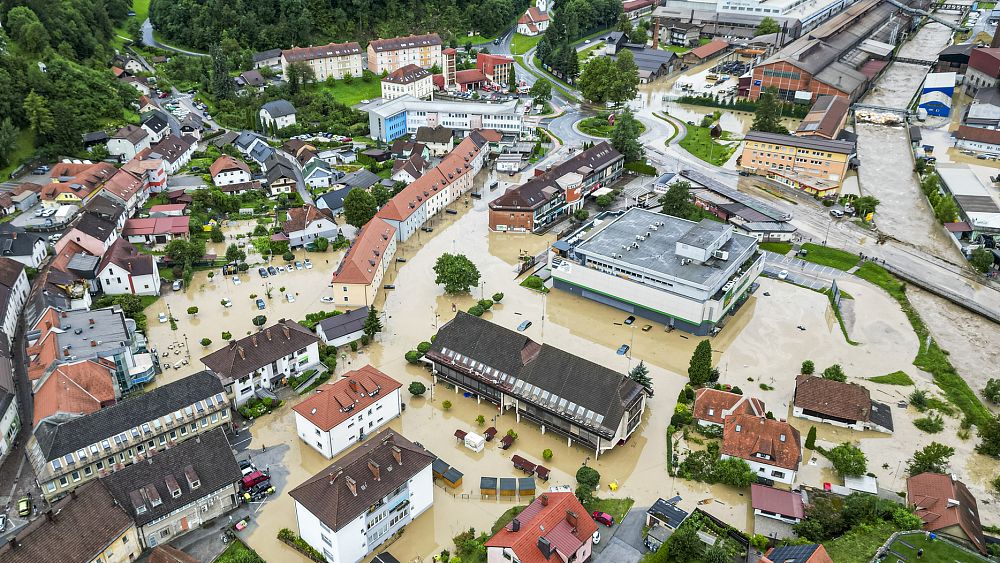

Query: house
121;75;152;96
623;0;657;19
235;69;266;91
114;55;144;75
289;429;435;563
367;33;443;74
265;160;298;197
0;228;47;268
391;153;428;184
83;193;128;232
149;203;187;217
485;492;597;563
303;159;339;189
210;155;253;187
42;161;117;206
200;319;321;405
955;125;1000;154
100;167;148;215
964;88;1000;129
721;414;801;484
293;365;402;459
315;307;370;347
11;183;40;210
658;18;702;47
907;472;987;554
334;169;381;191
795;95;850;139
646;497;689;533
233;131;269;156
330;218;397;306
517;4;550;36
253;48;283;71
260;100;297;130
761;544;834;563
56;213;118;256
281;42;364;81
0;340;18;465
249;142;277;168
283;205;338;248
0;257;29;345
0;481;142;563
141;111;170;144
26;370;229;500
936;43;973;75
739;132;855;196
751;484;805;525
692;388;765;427
82;130;110;149
123;216;191;245
97;239;161;296
675;169;797;242
477;53;515;86
102;427;243;549
415;125;455;156
319;146;357;165
316;186;353;215
107;124;151;162
683;39;730;65
147;134;196;175
965;48;1000;95
601;32;677;82
32;359;117;427
179;113;204;140
792;375;894;433
381;64;434;100
427;312;646;456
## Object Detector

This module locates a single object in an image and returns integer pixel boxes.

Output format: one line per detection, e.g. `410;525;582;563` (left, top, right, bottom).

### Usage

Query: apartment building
367;33;443;74
329;218;397;307
0;257;29;346
739;131;854;196
281;42;364;80
26;370;230;501
367;95;526;142
381;64;434;100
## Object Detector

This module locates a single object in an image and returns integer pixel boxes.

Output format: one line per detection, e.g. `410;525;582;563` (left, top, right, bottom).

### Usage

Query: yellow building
330;217;397;306
367;33;443;74
740;131;854;196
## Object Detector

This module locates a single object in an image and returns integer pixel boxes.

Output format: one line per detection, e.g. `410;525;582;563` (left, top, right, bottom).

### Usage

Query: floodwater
854;15;965;260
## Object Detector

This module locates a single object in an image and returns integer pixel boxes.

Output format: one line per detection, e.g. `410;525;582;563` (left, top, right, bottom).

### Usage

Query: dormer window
779;434;786;442
708;408;714;416
735;424;741;432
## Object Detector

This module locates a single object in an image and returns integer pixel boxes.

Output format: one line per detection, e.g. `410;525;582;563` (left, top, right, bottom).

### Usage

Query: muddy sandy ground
143;166;1000;561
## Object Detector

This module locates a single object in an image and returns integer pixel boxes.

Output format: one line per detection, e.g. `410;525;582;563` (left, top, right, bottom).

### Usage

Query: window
771;470;784;478
84;466;93;477
322;534;332;546
59;476;68;487
97;460;104;470
71;471;81;482
46;482;56;493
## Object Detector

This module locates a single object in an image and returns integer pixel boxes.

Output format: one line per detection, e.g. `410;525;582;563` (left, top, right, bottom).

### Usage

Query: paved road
274;148;313;205
141;19;207;57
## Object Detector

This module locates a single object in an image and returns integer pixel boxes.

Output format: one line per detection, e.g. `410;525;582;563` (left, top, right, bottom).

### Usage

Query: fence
870;530;988;562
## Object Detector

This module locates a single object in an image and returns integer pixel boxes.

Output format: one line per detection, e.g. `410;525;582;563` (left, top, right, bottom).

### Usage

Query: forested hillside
0;1;137;170
150;0;527;51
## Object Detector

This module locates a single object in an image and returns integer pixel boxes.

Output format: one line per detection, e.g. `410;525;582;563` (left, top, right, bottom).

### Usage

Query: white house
721;414;801;485
292;365;402;459
260;100;297;131
200;320;321;406
303;159;338;189
0;257;29;347
381;64;434;100
210;155;253;187
516;1;550;36
140;112;170;144
315;307;369;347
751;484;804;525
107;125;151;163
148;135;196;175
97;239;161;296
0;230;47;268
282;205;339;248
289;429;435;563
792;375;894;434
0;354;19;465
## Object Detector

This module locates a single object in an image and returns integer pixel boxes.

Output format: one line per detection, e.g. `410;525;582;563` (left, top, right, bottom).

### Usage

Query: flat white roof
367;94;521;118
844;474;878;494
923;72;957;90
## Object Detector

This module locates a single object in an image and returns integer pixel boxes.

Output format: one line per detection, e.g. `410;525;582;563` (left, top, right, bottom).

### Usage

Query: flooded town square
140;168;1000;562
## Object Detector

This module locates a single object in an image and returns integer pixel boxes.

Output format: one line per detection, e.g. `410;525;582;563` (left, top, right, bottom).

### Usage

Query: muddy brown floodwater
159;171;1000;561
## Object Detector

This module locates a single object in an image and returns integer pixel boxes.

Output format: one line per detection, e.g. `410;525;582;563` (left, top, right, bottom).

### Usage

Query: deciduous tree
343;188;378;228
433;253;480;294
23;91;55;138
827;442;868;476
659;181;699;220
907;442;955;475
610;107;644;162
755;16;781;36
0;118;18;167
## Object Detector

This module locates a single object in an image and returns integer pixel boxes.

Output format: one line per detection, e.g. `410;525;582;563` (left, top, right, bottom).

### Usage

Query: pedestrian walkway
763;251;846;280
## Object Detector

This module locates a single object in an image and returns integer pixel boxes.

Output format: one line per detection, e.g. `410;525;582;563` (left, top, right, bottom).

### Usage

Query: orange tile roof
292;365;401;430
485;492;597;563
101;168;144;203
693;388;765;425
377;135;482;222
27;309;62;381
209;155;251;178
907;472;986;553
50;240;91;273
330;217;395;285
33;360;117;426
722;414;801;470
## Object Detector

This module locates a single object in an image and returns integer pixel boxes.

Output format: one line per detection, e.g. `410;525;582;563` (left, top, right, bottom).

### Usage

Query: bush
409;381;427;396
417;341;432;354
350;340;358;352
405;350;422;363
801;360;815;374
914;412;945;433
575;484;595;505
477;299;493;310
521;275;547;292
909;389;928;410
476;415;485;426
222;331;232;340
543;448;553;461
492;292;504;302
985;378;1000;404
187;306;198;315
670;403;694;427
468;304;485;316
210;228;225;242
442;400;453;410
200;338;212;347
282;251;294;261
805;426;817;450
822;364;847;382
360;334;370;345
576;466;601;488
624;161;657;175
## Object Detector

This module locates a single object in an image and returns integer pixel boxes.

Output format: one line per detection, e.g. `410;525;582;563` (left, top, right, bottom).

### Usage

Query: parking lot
763;250;845;291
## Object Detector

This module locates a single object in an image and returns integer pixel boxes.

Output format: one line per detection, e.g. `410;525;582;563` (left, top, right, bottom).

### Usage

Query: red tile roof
123;216;190;237
907;472;986;553
793;375;872;423
330;217;395;285
209;155;250;178
519;6;550;24
283;204;333;233
33;360;117;426
623;0;657;13
292;365;401;431
485;492;597;563
750;484;804;519
722;414;801;470
456;68;487;84
101;168;144;203
693;388;765;425
688;39;729;60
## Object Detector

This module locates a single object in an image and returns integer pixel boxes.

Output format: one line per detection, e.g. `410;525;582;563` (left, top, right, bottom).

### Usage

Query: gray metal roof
261;99;296;118
744;131;855;154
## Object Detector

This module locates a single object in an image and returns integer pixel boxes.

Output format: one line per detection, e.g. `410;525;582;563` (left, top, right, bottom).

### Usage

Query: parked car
256;298;266;310
0;513;6;532
592;511;613;526
17;496;31;517
232;275;241;285
616;344;630;355
239;459;255;477
172;280;182;291
267;266;278;276
294;261;303;270
321;296;335;303
445;209;458;215
624;315;635;325
286;293;296;302
222;298;232;308
158;312;168;323
517;320;532;331
258;267;268;278
829;209;845;218
304;258;313;269
778;270;788;280
241;471;270;491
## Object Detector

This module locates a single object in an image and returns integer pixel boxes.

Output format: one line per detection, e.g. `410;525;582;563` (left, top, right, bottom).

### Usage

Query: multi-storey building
367;95;527;142
381;64;434;100
26;370;230;501
290;429;435;563
721;414;801;484
329;218;397;307
551;208;763;335
281;42;364;81
425;312;647;457
0;256;29;346
367;33;443;74
739;131;854;196
489;142;624;232
210;155;253;187
485;492;598;563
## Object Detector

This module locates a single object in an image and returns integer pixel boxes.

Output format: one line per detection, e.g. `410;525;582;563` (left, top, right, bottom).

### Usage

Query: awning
591;187;613;197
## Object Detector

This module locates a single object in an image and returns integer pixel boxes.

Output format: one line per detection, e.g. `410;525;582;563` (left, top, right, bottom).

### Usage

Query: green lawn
868;371;915;385
585;497;634;525
213;539;264;563
314;79;381;106
889;533;990;562
111;0;151;48
512;33;544;55
571;28;614;46
799;243;859;271
758;241;792;254
491;505;528;534
577;116;646;138
578;42;604;63
824;521;897;563
662;45;691;53
678;124;735;167
0;129;36;182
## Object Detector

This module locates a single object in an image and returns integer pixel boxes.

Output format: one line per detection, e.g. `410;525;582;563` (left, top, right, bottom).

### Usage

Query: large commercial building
367;33;443;74
281;42;364;81
489;143;624;232
748;0;918;102
425;312;647;457
550;208;763;335
367;95;526;142
739;131;854;196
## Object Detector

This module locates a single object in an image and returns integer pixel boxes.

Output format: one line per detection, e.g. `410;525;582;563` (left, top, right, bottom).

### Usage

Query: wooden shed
432;459;450;479
443;467;464;489
499;477;517;497
480;476;498;497
518;477;536;497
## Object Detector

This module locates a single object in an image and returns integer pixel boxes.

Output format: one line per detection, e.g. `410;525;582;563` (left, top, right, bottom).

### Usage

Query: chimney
565;510;578;529
651;18;660;50
345;476;358;496
349;379;358;392
251;335;257;347
70;489;77;500
265;329;272;341
45;511;54;523
368;460;381;481
90;340;97;347
540;494;549;506
510;518;521;532
328;470;343;485
63;349;70;357
537;536;553;559
282;324;290;339
391;446;402;465
237;346;246;360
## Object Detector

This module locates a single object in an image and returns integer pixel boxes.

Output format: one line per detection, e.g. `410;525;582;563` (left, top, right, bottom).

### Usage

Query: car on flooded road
256;298;266;310
517;320;532;331
616;344;630;355
267;266;277;276
258;267;268;278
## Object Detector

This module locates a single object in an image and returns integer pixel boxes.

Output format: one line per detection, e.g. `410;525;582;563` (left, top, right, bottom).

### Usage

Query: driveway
593;506;647;563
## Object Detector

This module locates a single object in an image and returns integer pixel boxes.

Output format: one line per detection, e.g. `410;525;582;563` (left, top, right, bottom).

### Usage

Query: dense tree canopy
538;0;621;81
2;1;131;61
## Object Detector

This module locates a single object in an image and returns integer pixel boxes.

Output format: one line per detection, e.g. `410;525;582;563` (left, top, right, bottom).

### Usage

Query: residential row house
282;42;364;81
0;256;30;346
26;370;230;501
329;218;397;307
0;340;19;468
367;33;443;74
